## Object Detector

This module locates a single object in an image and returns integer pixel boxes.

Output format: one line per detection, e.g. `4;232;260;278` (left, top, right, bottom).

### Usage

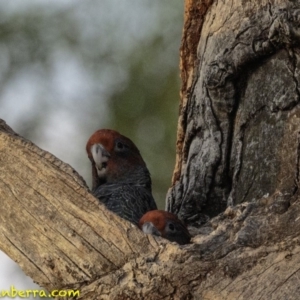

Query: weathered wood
174;0;214;186
2;117;300;299
1;0;300;299
1;123;300;299
0;120;158;292
168;0;300;225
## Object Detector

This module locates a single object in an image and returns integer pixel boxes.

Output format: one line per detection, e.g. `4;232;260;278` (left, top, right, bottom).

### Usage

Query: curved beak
141;222;162;237
91;144;111;178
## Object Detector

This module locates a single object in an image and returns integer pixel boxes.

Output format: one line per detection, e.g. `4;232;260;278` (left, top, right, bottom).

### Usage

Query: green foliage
0;1;183;207
0;0;184;293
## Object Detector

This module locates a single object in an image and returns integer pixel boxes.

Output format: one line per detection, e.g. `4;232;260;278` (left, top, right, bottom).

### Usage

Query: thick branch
1;120;300;299
0;120;157;291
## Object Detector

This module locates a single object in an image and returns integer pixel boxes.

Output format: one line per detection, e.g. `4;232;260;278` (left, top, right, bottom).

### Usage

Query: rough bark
1;0;300;299
1;120;300;299
167;0;300;225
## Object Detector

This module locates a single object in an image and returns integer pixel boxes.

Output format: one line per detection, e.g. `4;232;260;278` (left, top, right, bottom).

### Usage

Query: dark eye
117;141;124;149
115;139;129;152
168;223;175;231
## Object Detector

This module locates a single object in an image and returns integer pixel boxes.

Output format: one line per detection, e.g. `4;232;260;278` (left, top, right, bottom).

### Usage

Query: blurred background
0;0;183;298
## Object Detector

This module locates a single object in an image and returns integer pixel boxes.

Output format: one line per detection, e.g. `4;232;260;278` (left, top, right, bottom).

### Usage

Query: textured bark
1;120;300;299
168;0;300;225
1;0;300;299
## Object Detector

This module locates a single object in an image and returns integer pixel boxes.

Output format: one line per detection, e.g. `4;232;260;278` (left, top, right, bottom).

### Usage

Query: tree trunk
1;0;300;299
167;0;300;223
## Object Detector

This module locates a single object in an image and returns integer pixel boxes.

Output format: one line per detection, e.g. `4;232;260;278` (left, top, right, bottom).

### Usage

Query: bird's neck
91;163;152;191
122;165;152;190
